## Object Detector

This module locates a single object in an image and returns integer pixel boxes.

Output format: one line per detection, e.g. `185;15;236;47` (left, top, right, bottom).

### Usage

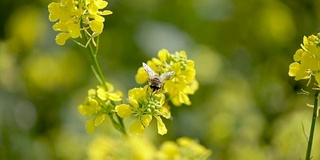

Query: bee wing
160;71;175;81
142;62;156;77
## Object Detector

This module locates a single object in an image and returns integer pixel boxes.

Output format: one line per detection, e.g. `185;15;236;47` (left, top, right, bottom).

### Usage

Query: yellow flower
135;49;198;106
48;0;112;45
78;98;100;116
97;82;122;101
78;82;122;133
126;87;169;135
289;34;320;85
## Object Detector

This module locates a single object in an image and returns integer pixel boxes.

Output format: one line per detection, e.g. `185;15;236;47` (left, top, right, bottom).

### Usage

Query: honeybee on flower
142;62;175;92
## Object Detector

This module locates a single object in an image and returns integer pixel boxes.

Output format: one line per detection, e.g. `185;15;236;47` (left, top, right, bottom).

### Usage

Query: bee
142;62;175;92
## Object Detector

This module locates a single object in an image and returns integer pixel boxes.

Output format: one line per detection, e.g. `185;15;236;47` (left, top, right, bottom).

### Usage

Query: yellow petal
293;49;304;62
95;114;106;126
94;15;105;22
108;92;122;101
179;92;191;105
68;22;80;38
86;119;95;134
53;22;68;31
55;33;70;45
97;87;107;100
88;89;96;97
178;50;187;58
115;104;132;118
105;82;114;92
158;49;169;61
135;67;149;84
128;97;139;108
89;20;104;34
48;2;60;22
155;116;167;135
78;105;89;116
130;121;145;135
95;0;108;9
160;104;171;119
171;96;182;106
141;114;152;127
183;80;199;95
288;62;300;77
100;10;113;15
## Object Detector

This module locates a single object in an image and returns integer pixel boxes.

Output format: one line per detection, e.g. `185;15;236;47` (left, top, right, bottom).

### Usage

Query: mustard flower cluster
115;87;170;135
136;49;198;106
48;0;112;45
115;49;198;135
86;135;211;160
289;34;320;85
78;49;198;135
156;137;212;160
78;82;122;133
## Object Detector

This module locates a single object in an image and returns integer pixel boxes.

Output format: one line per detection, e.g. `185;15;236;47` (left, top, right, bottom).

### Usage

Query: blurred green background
1;0;320;159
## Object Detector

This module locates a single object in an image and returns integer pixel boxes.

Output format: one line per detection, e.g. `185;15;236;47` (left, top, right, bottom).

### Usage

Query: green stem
305;90;319;160
84;35;107;88
82;32;127;136
109;113;128;136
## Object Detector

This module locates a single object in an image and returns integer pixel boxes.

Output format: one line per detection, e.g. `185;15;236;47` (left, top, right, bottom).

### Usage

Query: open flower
135;49;198;106
289;35;320;85
48;0;112;45
127;87;169;135
78;82;122;133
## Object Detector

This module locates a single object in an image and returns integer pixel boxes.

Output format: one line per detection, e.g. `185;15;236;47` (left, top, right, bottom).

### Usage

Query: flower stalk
83;32;106;88
305;90;319;160
83;33;127;136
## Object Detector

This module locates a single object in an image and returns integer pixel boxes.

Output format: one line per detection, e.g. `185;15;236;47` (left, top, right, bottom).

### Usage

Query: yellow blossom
126;87;168;135
78;98;100;116
78;82;123;134
97;83;122;101
135;49;198;106
48;0;112;45
289;35;320;85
